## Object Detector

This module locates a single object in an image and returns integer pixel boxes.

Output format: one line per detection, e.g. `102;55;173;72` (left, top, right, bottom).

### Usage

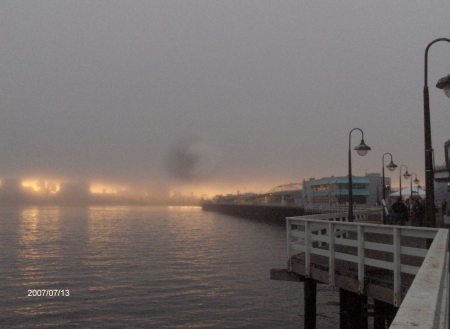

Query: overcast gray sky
0;0;449;195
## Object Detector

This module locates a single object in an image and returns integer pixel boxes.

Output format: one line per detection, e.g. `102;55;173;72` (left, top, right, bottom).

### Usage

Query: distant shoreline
0;201;201;207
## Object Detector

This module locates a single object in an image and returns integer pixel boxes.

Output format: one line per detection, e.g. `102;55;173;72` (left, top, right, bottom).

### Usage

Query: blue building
302;173;387;206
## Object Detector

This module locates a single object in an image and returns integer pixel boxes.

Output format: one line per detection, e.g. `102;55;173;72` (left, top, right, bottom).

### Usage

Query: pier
201;202;380;224
202;202;305;224
271;210;449;329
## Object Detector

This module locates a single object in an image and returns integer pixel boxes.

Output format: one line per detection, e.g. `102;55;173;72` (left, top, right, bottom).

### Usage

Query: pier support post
374;299;388;329
304;278;316;329
385;304;398;327
339;289;368;329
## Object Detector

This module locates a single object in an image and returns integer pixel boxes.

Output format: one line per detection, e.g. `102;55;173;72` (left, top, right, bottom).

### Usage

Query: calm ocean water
0;206;339;328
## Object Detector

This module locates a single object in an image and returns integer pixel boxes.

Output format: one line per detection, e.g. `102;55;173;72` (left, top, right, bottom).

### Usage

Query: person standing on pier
391;197;409;225
412;199;425;226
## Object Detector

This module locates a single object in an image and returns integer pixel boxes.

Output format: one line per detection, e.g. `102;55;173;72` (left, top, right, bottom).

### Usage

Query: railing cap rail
389;229;449;328
286;216;444;233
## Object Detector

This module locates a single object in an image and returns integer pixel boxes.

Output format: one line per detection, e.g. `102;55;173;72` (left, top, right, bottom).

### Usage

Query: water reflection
167;205;202;211
0;207;22;257
0;206;337;328
15;208;61;286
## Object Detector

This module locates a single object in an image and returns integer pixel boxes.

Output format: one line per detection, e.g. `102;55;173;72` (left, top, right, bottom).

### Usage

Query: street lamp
409;173;420;200
423;37;450;227
348;128;371;221
399;165;411;199
436;74;450;98
382;153;397;223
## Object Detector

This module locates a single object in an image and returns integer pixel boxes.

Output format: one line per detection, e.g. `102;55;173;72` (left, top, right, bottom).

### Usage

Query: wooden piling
385;303;398;327
339;289;368;329
304;278;316;329
373;299;388;329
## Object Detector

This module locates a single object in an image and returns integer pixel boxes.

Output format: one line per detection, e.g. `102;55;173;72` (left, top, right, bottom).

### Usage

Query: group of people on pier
387;197;426;226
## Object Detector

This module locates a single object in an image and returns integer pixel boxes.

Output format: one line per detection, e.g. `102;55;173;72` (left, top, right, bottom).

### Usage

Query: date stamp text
27;289;70;297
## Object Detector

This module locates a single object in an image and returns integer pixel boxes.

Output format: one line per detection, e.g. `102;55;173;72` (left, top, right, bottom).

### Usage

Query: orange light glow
21;179;61;193
89;183;124;195
21;180;41;192
169;183;271;199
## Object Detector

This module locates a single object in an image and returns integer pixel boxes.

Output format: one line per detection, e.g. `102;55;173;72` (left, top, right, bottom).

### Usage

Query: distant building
302;173;387;206
264;183;302;205
213;194;239;203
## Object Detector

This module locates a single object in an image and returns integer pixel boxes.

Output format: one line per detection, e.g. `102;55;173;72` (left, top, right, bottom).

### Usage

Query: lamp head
436;73;450;99
354;139;371;156
414;177;420;184
403;170;411;179
386;161;398;171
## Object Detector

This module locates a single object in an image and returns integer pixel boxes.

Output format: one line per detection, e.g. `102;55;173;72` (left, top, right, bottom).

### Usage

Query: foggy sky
1;0;449;195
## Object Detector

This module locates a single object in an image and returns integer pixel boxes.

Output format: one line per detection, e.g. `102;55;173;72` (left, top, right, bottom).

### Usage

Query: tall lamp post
399;165;411;199
423;37;450;227
348;128;371;221
382;153;398;223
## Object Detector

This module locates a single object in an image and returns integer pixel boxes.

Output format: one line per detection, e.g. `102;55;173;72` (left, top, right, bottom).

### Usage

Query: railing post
286;218;292;271
357;225;364;293
439;247;449;328
329;222;335;286
444;250;449;327
305;221;311;277
393;227;401;306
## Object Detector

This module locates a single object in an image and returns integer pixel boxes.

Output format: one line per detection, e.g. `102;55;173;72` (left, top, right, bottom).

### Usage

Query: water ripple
0;206;338;328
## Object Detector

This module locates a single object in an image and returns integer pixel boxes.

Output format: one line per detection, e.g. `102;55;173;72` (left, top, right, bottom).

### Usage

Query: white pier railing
389;228;449;329
286;212;449;329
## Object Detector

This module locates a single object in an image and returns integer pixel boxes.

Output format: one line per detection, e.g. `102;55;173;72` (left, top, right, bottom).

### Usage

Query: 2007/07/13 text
27;289;70;297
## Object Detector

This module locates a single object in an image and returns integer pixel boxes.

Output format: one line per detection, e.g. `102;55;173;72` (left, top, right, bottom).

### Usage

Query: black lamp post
399;165;411;199
348;128;371;222
382;153;397;223
423;38;450;227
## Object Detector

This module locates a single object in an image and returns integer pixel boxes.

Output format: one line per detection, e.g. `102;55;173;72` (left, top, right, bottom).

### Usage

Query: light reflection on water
0;206;339;328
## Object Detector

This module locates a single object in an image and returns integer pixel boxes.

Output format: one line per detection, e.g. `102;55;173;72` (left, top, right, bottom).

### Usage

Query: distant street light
399;165;410;199
409;172;420;200
382;153;397;223
348;128;371;221
423;37;450;227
